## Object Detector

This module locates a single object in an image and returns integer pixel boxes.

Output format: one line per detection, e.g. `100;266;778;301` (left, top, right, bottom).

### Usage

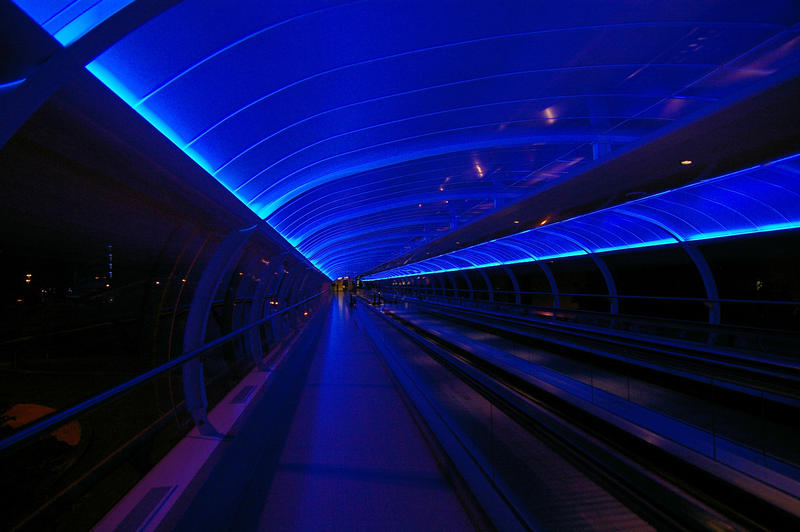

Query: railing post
182;225;255;435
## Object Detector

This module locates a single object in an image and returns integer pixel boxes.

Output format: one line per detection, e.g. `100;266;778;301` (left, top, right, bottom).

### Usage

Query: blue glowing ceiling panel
464;243;527;265
364;153;800;280
500;232;586;260
539;211;676;253
12;0;136;45
43;0;799;278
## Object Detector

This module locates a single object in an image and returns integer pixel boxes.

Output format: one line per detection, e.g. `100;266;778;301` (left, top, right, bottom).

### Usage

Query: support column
614;210;721;325
182;225;255;435
478;268;493;302
591;255;619;314
444;272;459;299
247;252;287;370
461;270;474;300
277;262;309;328
430;275;443;298
683;244;721;325
503;266;521;305
228;252;260;362
538;262;559;309
539;229;617;314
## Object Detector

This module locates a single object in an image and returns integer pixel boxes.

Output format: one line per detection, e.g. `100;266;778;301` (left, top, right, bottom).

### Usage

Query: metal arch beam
502;265;521;305
291;268;318;320
419;275;432;298
481;235;558;307
308;233;436;260
183;224;256;435
250;131;638;217
425;275;437;298
443;272;457;297
404;277;414;297
224;250;261;367
297;269;315;301
297;216;451;253
403;277;414;297
537;261;560;309
539;228;617;313
264;255;287;304
421;275;433;298
430;273;444;297
265;259;292;340
615;209;720;323
477;268;493;302
231;251;260;331
269;260;296;339
683;244;721;325
247;251;288;370
442;271;458;298
277;262;302;305
311;239;422;265
591;255;619;314
0;0;183;149
277;189;516;238
280;261;313;326
284;268;307;323
457;269;474;300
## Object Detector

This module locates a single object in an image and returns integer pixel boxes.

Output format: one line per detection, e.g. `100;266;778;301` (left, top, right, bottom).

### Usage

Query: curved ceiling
12;0;800;279
364;152;800;279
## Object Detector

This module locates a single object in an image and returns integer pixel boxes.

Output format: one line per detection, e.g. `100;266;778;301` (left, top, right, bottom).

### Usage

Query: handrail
375;289;799;338
398;287;800;306
0;290;328;454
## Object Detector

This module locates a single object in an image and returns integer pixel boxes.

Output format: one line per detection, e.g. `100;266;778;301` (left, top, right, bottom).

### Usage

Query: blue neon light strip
11;0;136;46
364;152;800;281
75;1;800;279
0;78;27;92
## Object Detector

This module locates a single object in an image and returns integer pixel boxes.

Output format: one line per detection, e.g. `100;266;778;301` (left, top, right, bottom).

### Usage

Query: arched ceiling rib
364;152;800;280
12;0;800;279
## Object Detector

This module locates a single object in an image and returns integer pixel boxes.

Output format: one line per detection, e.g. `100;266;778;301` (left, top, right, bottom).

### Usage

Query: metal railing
368;291;800;496
371;287;799;357
0;290;328;454
390;286;800;307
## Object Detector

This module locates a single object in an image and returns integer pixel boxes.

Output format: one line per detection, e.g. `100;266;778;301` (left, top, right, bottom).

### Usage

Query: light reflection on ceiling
364;152;800;280
12;0;800;279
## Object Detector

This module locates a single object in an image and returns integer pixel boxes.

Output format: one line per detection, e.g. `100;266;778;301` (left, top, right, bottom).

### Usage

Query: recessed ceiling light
681;160;693;165
513;220;520;224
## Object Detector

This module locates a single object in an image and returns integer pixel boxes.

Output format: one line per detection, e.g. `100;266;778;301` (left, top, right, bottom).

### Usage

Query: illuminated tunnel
1;1;800;530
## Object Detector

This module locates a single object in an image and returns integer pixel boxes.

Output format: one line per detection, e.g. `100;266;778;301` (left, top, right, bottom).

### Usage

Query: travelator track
356;294;800;531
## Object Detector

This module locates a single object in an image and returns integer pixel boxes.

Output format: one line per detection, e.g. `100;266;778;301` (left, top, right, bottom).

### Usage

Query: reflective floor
164;294;473;531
